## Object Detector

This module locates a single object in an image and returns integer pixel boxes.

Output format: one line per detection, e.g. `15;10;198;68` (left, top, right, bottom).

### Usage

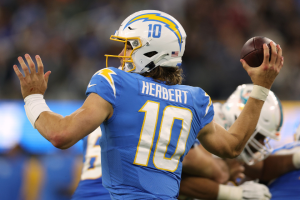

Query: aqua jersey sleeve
85;68;122;107
193;88;214;129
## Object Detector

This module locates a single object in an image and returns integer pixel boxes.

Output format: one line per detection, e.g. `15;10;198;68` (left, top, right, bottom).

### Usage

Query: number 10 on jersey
134;100;192;172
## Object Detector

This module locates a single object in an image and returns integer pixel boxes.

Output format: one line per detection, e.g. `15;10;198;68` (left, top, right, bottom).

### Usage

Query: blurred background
1;0;300;199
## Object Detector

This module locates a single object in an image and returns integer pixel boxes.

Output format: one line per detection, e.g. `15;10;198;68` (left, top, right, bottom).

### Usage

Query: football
240;36;275;67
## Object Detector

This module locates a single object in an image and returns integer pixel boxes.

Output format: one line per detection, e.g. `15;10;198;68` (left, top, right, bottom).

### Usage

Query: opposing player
72;126;110;200
13;10;283;199
220;84;283;165
179;141;267;200
266;124;300;200
223;85;300;185
180;84;300;200
180;84;282;200
182;139;230;184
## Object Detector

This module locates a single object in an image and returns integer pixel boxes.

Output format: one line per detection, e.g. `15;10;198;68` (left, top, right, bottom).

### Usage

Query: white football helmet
213;102;231;130
222;84;283;165
105;10;187;73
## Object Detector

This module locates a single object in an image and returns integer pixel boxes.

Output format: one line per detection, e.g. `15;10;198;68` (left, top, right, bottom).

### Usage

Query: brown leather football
240;36;275;67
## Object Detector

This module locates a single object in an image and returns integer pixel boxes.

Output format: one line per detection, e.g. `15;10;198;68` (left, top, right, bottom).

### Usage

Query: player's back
268;142;300;200
86;67;213;199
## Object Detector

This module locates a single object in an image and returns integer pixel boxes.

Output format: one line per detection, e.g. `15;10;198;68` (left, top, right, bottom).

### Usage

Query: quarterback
14;10;283;199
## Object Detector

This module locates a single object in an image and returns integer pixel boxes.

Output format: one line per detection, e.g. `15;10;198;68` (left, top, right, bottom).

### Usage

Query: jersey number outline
134;100;192;172
81;127;102;180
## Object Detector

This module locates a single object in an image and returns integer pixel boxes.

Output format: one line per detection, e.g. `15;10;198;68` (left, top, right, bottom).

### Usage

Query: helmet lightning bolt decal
123;13;183;51
95;68;117;97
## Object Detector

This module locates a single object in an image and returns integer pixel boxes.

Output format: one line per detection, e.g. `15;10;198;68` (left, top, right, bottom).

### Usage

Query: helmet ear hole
144;51;158;58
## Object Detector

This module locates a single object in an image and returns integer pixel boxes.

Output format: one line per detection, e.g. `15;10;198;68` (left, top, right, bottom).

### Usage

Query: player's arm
13;54;113;149
179;176;271;200
179;176;219;200
182;144;229;184
35;93;112;149
198;42;283;159
244;154;298;182
198;98;263;158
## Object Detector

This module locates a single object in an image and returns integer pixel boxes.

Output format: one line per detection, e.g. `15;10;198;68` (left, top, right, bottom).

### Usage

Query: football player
182;139;230;185
72;126;110;200
222;85;300;185
220;84;282;166
180;84;281;200
13;10;283;199
180;84;300;200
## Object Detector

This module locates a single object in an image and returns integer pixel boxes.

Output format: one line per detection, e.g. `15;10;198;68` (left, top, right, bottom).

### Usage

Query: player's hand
240;42;283;89
239;181;271;200
225;159;245;184
13;54;51;99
